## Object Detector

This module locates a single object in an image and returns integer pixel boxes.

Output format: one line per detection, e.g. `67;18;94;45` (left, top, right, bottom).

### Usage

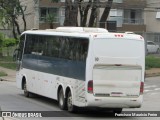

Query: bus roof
22;27;143;41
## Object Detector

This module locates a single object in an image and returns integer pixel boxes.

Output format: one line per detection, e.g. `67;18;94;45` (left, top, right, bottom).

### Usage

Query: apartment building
143;0;160;42
105;0;146;32
20;0;160;33
19;0;65;30
145;0;160;32
19;0;147;32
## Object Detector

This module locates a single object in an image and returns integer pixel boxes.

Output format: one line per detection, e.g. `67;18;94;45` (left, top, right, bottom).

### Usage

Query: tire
67;91;77;112
24;81;30;97
58;89;66;110
113;108;122;114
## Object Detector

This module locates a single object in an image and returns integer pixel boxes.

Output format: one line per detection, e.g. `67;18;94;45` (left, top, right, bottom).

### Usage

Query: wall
144;0;160;32
18;0;38;30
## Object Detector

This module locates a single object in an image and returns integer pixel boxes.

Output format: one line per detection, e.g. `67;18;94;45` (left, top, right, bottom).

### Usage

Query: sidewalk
0;117;19;120
0;66;160;82
0;67;16;82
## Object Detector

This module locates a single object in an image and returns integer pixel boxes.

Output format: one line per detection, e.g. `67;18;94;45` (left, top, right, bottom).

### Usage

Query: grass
145;55;160;69
0;56;16;70
0;56;14;62
0;71;7;77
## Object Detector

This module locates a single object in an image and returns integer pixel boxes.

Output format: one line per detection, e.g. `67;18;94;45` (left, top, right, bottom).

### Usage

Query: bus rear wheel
24;81;30;97
58;89;66;110
67;91;77;112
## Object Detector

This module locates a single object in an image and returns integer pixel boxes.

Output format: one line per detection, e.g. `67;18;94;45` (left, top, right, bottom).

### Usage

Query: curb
0;78;15;82
146;73;160;78
0;78;7;81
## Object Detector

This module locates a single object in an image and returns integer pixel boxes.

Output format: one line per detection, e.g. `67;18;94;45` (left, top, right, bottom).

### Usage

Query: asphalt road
0;77;160;120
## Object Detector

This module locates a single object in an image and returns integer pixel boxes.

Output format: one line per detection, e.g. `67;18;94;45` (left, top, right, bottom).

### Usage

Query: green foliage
46;14;56;23
0;32;17;47
0;33;4;46
146;55;160;69
0;0;27;39
3;38;17;47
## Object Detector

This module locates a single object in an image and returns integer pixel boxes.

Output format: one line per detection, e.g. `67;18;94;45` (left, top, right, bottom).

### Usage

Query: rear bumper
86;94;143;108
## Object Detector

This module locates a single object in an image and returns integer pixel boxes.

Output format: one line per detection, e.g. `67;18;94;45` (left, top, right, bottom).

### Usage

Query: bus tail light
88;80;93;94
140;82;144;94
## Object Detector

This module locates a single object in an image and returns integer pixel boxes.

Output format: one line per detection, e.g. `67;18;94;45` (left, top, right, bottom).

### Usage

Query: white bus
15;27;145;113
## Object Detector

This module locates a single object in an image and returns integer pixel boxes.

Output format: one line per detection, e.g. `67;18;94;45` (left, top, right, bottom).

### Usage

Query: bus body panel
86;94;143;108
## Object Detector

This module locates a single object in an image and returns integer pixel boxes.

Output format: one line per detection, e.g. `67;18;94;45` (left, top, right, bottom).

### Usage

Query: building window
109;9;123;27
40;7;59;23
156;9;160;19
113;0;123;3
123;9;144;24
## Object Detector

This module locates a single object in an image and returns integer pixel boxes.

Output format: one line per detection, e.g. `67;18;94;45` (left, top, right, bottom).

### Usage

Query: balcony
112;0;146;9
123;18;144;25
39;0;65;7
123;0;146;8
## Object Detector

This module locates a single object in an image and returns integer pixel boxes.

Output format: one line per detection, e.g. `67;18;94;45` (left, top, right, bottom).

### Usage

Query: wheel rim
67;92;72;110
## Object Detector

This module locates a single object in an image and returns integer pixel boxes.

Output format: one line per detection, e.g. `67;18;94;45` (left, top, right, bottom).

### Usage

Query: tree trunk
14;19;21;35
64;0;78;26
82;0;92;27
99;0;113;28
78;0;83;26
88;0;98;27
11;17;18;40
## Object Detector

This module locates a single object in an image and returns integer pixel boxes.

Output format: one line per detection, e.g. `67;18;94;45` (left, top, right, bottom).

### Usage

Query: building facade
18;0;160;34
144;0;160;32
106;0;146;32
19;0;65;30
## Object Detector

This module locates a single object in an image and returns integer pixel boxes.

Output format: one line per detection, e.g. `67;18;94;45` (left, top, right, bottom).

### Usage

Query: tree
0;0;27;39
50;0;113;27
46;14;56;29
64;0;78;26
0;33;4;57
88;0;98;27
99;0;113;28
79;0;92;27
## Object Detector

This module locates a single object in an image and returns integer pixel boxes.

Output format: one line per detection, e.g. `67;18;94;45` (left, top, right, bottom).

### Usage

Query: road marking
154;88;160;91
144;90;153;92
144;85;157;89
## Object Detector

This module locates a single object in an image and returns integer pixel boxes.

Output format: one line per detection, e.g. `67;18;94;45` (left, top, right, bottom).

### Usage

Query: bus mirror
13;48;20;61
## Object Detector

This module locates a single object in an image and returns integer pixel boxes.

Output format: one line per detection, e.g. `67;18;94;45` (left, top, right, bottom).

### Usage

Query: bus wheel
24;81;30;97
58;89;66;110
67;91;77;112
